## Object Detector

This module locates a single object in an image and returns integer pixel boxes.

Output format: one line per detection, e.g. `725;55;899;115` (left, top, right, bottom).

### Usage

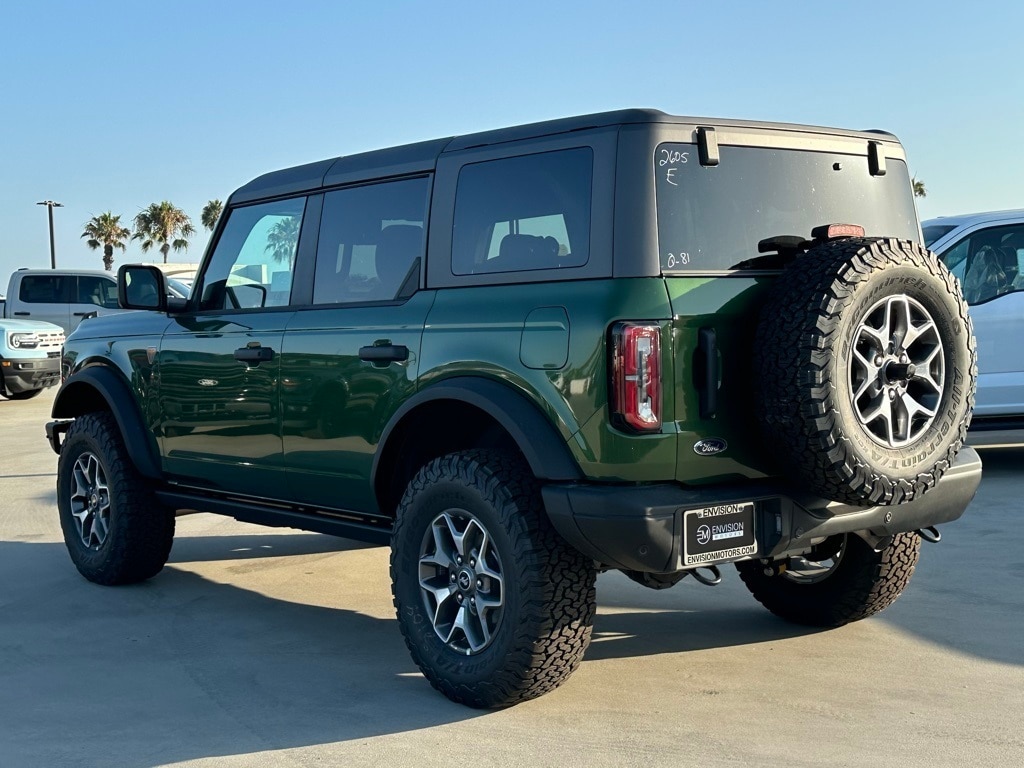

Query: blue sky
0;0;1020;283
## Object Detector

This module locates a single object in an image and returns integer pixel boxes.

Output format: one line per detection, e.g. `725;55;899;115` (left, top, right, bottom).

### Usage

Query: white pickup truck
3;269;124;335
3;269;190;335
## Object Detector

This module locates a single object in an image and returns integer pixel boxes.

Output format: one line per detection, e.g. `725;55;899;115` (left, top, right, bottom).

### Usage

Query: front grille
47;351;61;359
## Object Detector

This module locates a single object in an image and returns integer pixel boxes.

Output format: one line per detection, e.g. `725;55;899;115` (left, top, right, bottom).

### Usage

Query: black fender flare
51;365;162;479
372;376;583;487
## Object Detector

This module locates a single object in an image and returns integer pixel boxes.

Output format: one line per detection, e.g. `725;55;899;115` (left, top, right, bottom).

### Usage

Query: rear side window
656;144;919;272
19;275;71;303
923;224;957;247
313;177;429;305
452;148;593;275
198;198;306;311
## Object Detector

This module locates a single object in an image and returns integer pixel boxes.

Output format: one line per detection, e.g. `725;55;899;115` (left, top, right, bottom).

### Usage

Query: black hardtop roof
231;108;899;204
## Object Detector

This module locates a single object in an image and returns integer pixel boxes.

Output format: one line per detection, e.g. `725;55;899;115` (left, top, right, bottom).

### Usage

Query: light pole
36;200;64;269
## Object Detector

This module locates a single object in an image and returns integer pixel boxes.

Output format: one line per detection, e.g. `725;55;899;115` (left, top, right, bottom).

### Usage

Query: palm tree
912;177;927;198
201;199;223;231
132;201;195;263
265;216;300;264
81;212;131;271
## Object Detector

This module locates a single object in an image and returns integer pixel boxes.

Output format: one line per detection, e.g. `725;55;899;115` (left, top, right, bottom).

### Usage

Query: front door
156;197;306;498
72;274;124;332
939;221;1024;416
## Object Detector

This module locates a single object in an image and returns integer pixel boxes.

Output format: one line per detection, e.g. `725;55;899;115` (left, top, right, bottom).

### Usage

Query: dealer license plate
682;502;757;566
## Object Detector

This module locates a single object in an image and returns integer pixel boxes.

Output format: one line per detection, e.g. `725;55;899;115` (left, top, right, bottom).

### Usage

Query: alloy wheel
69;452;111;549
850;294;945;448
418;510;505;655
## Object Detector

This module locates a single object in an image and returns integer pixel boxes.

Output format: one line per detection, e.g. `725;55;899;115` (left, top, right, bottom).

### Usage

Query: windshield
165;278;191;299
922;224;957;247
656;144;919;272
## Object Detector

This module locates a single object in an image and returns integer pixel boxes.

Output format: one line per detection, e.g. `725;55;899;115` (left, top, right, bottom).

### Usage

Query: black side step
155;489;393;545
968;416;1024;432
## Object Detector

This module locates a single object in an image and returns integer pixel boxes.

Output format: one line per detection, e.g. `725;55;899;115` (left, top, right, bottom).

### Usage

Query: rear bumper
1;356;61;394
542;446;983;573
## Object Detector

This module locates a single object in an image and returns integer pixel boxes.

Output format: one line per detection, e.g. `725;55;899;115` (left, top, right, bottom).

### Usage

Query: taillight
611;323;662;433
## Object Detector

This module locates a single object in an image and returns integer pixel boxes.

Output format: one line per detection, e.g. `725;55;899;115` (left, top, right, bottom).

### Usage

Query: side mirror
225;282;268;309
118;265;168;311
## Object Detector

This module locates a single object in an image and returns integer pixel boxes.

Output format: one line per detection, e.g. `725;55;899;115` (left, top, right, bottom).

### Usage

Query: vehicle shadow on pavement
586;608;820;660
167;530;375;563
0;539;480;768
878;447;1024;668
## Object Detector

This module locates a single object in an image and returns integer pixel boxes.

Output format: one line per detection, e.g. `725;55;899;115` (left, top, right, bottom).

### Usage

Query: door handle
694;327;718;420
234;345;275;363
358;344;409;363
14;311;29;316
74;312;98;318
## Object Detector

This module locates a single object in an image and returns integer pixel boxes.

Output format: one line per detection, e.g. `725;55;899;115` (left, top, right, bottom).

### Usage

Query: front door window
197;198;306;311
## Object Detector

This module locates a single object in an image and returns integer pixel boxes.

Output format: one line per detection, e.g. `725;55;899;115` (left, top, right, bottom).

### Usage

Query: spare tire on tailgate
755;237;977;506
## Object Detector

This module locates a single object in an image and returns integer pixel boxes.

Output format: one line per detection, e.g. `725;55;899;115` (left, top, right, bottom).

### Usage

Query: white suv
924;209;1024;442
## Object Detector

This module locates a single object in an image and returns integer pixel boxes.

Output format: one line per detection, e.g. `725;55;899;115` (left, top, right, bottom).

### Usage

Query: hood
0;318;65;333
67;310;174;341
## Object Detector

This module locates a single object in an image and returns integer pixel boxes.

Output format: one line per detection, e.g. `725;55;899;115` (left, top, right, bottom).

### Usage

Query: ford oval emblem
693;437;728;456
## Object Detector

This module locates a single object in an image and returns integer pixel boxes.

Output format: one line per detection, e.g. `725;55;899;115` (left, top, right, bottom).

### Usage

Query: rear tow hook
917;526;942;544
690;565;722;586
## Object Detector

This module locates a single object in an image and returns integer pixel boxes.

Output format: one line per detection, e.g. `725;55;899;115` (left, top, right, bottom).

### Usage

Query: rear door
281;176;433;514
157;197;305;498
13;274;72;331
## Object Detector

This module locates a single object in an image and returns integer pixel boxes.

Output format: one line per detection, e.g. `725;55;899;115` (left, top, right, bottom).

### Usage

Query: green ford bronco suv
47;109;981;707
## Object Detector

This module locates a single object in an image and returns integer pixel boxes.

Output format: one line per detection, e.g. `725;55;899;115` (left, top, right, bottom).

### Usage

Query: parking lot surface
2;388;1022;768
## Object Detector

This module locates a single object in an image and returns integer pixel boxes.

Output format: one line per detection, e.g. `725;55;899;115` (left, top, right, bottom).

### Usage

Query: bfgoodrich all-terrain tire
57;412;175;585
735;532;921;627
390;450;596;708
756;237;976;506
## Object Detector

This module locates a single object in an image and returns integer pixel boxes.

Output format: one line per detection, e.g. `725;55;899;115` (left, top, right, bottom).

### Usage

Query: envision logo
693;437;728;456
696;525;711;545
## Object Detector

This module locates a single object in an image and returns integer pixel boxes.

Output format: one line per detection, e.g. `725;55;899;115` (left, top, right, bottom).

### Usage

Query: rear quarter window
452;148;593;275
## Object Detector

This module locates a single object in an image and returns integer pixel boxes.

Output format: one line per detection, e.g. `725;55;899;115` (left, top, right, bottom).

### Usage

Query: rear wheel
735;532;921;627
390;450;596;708
57;412;175;585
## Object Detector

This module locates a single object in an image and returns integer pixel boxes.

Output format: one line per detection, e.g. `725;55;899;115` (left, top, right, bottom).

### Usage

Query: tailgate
666;275;777;485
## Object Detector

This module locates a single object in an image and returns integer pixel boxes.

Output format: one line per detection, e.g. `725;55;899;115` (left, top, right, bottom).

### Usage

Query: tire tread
391;450;595;708
756;238;977;505
58;412;174;585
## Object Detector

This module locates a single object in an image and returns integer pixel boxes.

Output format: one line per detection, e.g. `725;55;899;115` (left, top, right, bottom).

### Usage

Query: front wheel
735;532;921;627
57;412;175;585
390;450;596;708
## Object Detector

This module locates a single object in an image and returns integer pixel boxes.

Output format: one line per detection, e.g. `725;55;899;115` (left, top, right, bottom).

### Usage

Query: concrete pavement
1;387;1022;767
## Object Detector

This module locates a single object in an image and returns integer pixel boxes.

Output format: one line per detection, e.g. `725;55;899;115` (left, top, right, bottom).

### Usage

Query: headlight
9;333;40;349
